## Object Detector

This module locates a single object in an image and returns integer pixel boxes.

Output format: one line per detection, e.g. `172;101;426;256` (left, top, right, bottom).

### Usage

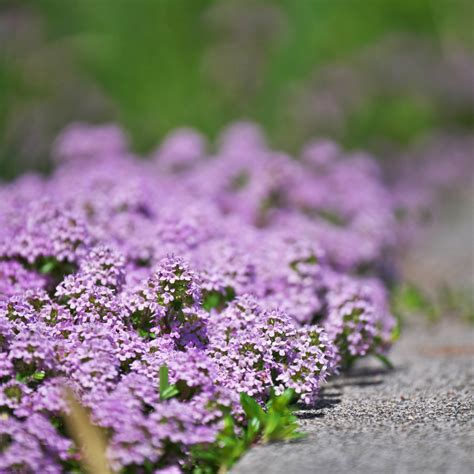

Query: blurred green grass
1;0;473;177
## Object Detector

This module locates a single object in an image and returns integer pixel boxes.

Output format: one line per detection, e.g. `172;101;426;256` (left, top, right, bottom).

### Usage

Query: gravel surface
233;320;474;474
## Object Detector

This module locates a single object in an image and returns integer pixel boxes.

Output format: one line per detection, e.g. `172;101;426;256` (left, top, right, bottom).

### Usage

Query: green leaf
244;417;261;444
39;260;56;274
391;315;402;341
221;414;236;436
159;365;179;400
159;365;169;393
240;393;265;422
202;291;221;311
32;371;46;381
202;287;236;312
161;386;179;400
267;388;295;411
191;391;305;472
263;412;280;439
374;353;394;370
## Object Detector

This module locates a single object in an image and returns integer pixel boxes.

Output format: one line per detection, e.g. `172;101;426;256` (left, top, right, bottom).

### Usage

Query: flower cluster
206;296;336;405
0;122;400;472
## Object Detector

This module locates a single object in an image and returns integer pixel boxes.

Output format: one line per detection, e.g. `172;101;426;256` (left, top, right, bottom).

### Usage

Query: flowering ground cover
0;121;423;473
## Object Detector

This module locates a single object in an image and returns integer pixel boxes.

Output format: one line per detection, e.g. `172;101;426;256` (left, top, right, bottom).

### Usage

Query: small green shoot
374;353;394;370
159;365;179;401
39;260;57;274
191;389;303;473
32;371;46;381
202;287;236;312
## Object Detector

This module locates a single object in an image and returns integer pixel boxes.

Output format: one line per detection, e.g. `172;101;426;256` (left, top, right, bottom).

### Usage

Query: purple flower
0;121;405;471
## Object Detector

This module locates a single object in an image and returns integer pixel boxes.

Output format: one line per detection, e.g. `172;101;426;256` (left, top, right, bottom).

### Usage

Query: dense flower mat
0;122;403;472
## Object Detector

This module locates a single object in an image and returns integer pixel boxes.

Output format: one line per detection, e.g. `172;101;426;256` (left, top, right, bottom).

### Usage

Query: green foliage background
1;0;472;177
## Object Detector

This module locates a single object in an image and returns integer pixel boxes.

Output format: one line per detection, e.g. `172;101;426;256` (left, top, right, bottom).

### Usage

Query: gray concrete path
233;320;474;474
